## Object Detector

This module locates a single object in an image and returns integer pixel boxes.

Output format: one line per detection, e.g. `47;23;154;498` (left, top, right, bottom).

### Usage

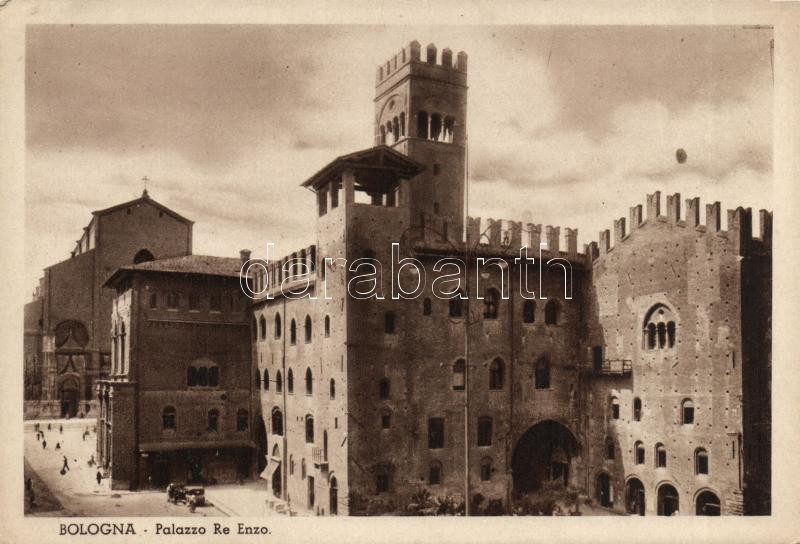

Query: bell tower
374;40;467;241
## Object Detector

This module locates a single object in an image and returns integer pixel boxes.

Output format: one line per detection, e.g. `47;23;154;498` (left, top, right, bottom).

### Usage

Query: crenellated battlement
594;191;772;259
250;244;318;298
461;216;586;259
376;40;467;84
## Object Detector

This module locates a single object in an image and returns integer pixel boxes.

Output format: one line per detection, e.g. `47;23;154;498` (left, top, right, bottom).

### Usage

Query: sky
25;25;774;292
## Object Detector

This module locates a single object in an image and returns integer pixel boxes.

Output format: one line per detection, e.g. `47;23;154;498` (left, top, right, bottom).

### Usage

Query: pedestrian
96;470;102;485
36;432;40;442
55;442;60;450
42;440;47;449
62;456;70;472
59;424;63;434
82;432;85;442
47;423;51;431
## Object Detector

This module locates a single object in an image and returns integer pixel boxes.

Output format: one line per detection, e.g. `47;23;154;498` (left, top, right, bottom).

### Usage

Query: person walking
47;423;51;431
96;470;102;485
42;440;47;449
55;442;61;450
36;432;40;442
62;456;70;472
59;424;63;434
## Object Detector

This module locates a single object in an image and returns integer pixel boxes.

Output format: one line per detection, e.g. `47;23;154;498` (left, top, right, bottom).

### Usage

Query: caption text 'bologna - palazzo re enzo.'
23;40;771;517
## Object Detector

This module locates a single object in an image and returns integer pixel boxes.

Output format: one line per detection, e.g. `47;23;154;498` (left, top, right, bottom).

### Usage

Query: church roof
92;189;194;225
300;145;425;191
104;254;245;288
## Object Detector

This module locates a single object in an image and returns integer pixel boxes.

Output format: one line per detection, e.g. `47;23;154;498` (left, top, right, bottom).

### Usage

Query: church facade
24;191;193;419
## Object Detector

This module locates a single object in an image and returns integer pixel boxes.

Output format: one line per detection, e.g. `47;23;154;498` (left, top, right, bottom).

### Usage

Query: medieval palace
24;40;771;517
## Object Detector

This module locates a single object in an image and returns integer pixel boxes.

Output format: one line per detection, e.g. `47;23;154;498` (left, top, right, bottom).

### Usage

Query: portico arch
511;420;580;495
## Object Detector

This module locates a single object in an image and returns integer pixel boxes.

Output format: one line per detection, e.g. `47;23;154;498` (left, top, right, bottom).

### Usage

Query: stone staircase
727;491;744;515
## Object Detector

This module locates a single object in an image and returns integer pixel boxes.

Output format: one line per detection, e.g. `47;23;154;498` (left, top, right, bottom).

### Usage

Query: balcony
593;359;632;375
312;447;328;470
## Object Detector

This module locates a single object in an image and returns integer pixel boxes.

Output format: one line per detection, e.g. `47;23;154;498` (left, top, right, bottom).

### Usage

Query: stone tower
374;40;468;241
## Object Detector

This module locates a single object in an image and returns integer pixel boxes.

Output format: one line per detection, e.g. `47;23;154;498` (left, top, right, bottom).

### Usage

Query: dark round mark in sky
676;148;687;164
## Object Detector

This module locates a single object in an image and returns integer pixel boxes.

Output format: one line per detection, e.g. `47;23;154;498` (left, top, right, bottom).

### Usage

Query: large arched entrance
596;472;612;508
270;444;281;498
512;420;580;495
695;490;721;516
657;483;680;516
255;416;268;474
625;477;645;515
59;377;80;418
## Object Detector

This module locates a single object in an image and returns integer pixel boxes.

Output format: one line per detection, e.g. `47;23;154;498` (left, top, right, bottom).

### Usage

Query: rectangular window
209;292;222;312
384;312;396;334
188;293;199;311
167;292;179;309
376;473;389;493
428;417;444;449
149;292;158;309
477;418;492;447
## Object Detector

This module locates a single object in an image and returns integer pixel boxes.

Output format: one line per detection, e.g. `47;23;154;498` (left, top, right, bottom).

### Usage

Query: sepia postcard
1;1;799;543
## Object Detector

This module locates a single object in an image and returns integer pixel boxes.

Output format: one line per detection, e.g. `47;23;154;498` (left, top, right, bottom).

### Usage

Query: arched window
207;409;220;432
655;443;667;468
197;367;209;387
287;368;294;393
430;113;442;141
162;406;176;430
643;304;677;350
682;399;695;425
187;366;198;387
605;438;615;460
208;366;219;387
399;112;406;137
263;369;269;391
305;315;312;342
417;111;429;139
452;359;465;391
449;291;465;318
443;116;455;143
259;315;267;339
255;369;261;389
480;457;492;481
489;358;504;390
301;458;307;479
695;448;709;475
380;407;391;429
290;319;296;344
483;289;499;319
329;378;336;399
535;357;550;389
379;125;386;144
305;367;313;395
274;313;282;339
289;454;294;475
237;408;249;431
634;441;645;464
633;397;642;421
305;414;314;443
545;300;559;325
696;490;721;516
133;249;155;264
379;378;390;400
610;397;620;419
477;416;492;447
324;315;330;337
271;407;283;435
429;460;442;485
276;371;283;393
423;297;432;316
523;300;535;323
392;116;399;141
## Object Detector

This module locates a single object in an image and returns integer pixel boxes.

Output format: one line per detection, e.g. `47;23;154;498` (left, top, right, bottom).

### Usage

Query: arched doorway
329;476;338;515
657;483;680;516
625;477;645;515
270;444;281;498
255;416;268;474
511;420;580;495
59;378;80;417
596;472;612;508
695;490;721;516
